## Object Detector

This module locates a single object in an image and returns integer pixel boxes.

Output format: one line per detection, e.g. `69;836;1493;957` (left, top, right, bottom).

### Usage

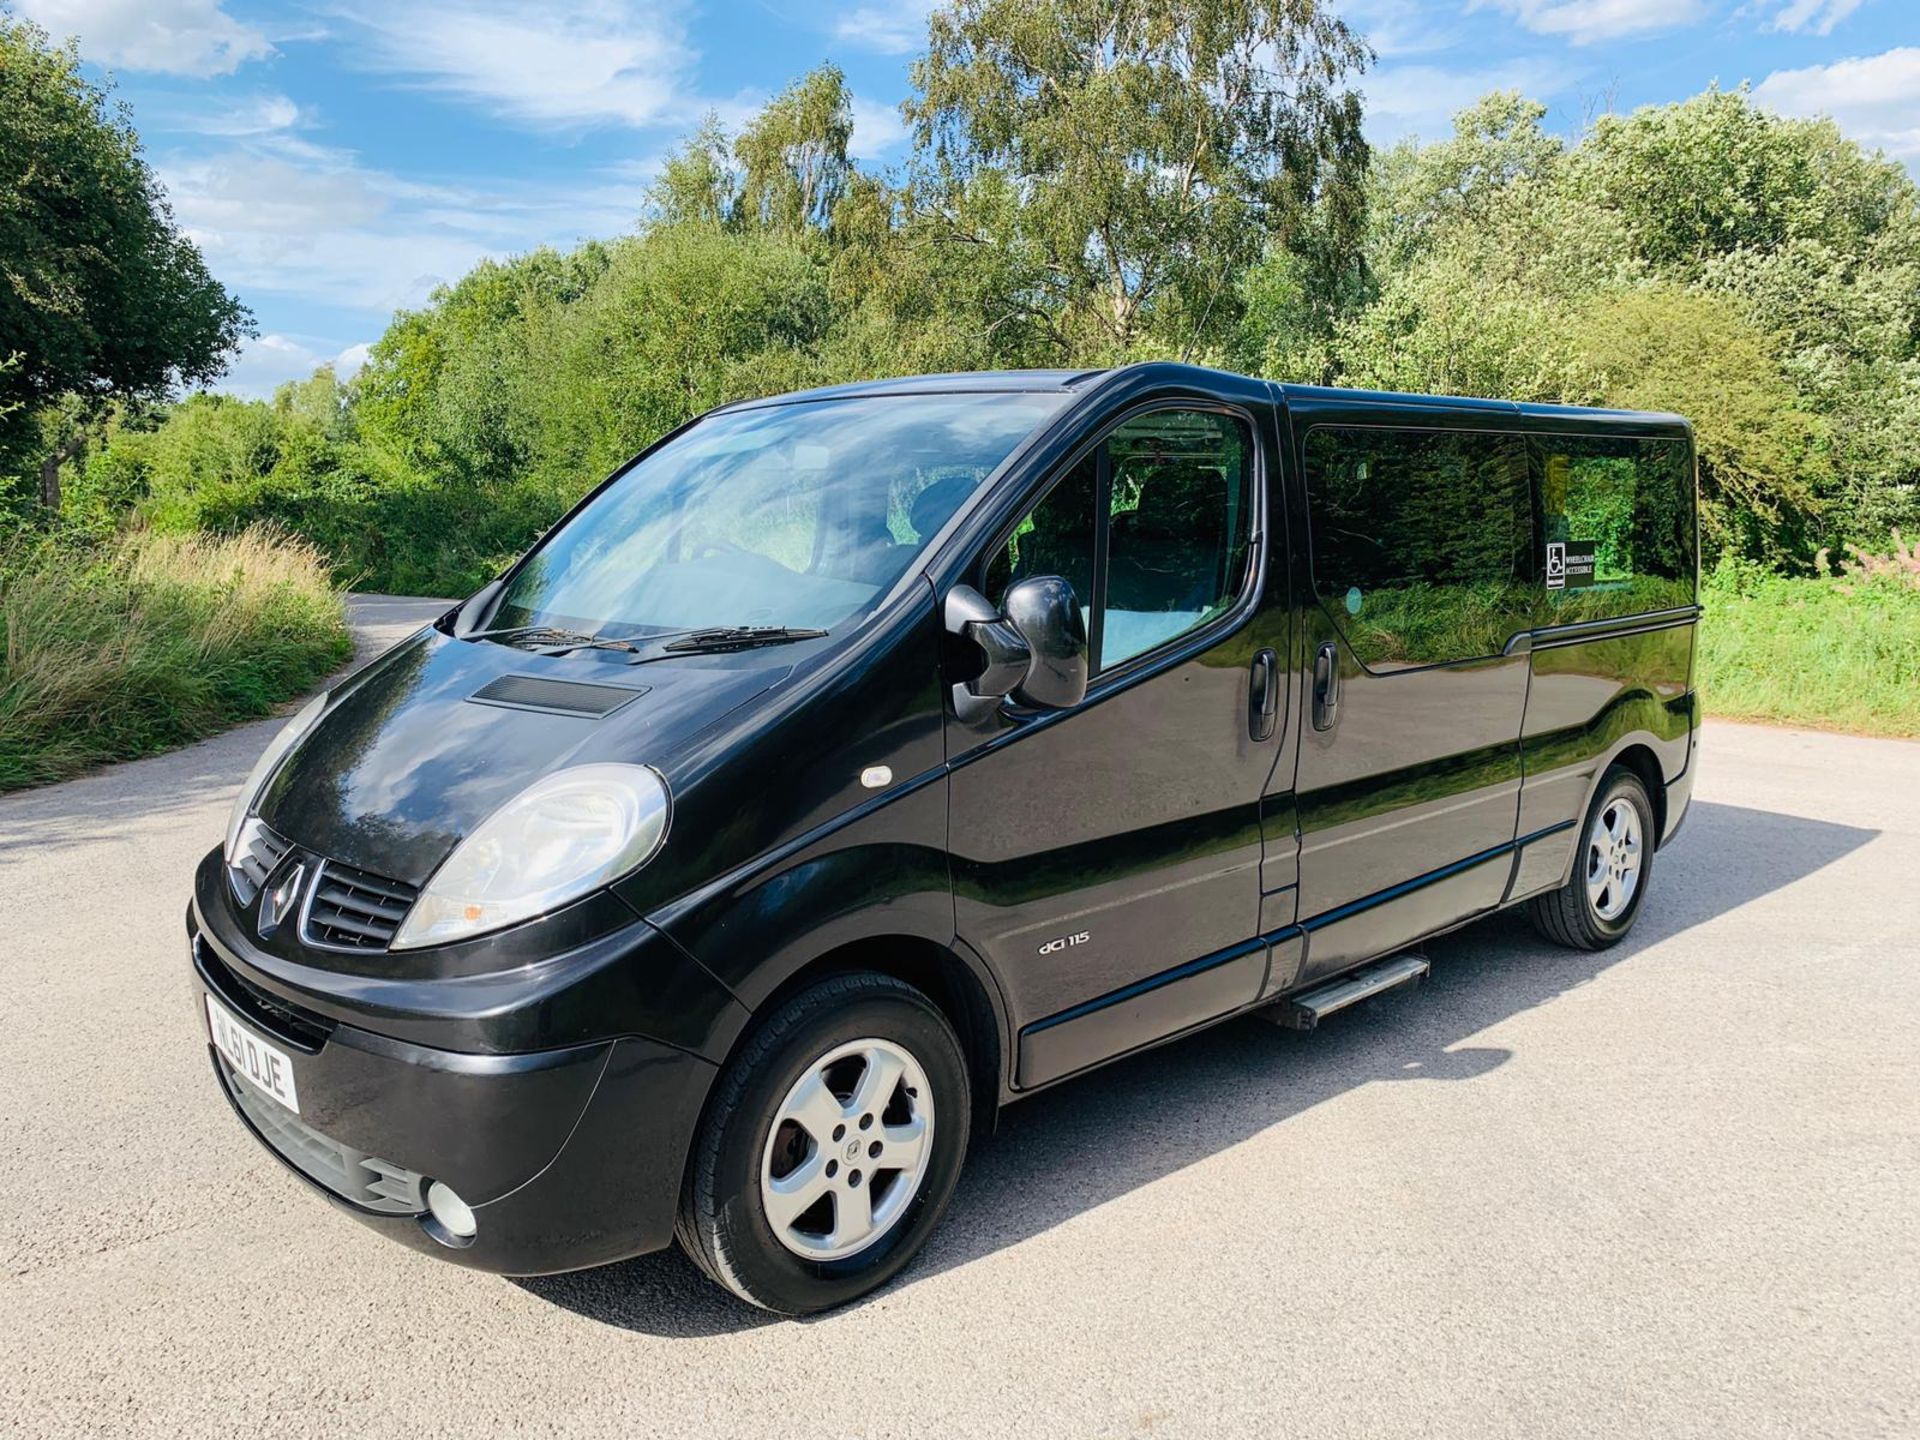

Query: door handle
1312;641;1340;732
1248;648;1278;741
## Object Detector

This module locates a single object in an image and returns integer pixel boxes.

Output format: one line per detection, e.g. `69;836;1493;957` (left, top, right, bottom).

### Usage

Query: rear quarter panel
1511;620;1696;897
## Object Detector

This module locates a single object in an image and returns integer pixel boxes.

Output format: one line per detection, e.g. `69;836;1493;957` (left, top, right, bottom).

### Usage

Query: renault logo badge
258;862;307;938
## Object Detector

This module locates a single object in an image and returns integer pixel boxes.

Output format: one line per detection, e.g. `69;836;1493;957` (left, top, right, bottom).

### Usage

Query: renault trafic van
188;364;1699;1313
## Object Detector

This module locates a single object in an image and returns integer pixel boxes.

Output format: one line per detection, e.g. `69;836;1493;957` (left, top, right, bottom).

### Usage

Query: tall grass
0;525;350;790
1699;560;1920;737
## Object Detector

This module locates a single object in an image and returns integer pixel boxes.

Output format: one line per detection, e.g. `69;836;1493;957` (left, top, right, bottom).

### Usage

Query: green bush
0;524;350;790
1699;559;1920;736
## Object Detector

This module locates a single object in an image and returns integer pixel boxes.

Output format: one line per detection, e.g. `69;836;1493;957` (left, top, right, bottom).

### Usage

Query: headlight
224;692;328;864
391;763;671;950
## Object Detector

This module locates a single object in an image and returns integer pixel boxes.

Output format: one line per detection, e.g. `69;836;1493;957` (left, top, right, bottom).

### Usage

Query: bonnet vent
467;675;648;718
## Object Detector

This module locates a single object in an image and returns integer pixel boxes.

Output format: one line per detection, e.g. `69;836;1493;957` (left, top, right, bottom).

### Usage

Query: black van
188;363;1698;1313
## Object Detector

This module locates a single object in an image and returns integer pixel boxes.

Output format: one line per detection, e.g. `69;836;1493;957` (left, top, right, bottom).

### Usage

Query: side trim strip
1503;605;1702;656
1299;840;1511;932
1531;614;1699;652
1015;819;1580;1041
1288;818;1575;935
1522;819;1580;844
1021;936;1268;1036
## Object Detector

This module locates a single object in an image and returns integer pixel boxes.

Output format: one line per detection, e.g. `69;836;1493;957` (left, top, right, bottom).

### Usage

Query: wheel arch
1549;739;1668;893
698;933;1010;1154
1608;741;1668;843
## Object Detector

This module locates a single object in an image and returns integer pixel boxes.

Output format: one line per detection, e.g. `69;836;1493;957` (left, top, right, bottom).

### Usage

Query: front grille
301;861;418;952
219;1057;426;1214
232;968;335;1050
228;821;292;907
196;937;335;1051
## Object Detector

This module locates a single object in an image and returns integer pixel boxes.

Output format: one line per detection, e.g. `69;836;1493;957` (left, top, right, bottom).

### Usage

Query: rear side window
984;408;1255;673
1304;427;1532;669
1534;436;1696;621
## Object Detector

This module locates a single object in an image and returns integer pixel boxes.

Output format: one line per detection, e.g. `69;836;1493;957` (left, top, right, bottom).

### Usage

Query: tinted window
1534;436;1695;621
984;409;1256;673
1103;412;1253;666
1305;426;1531;669
984;449;1098;639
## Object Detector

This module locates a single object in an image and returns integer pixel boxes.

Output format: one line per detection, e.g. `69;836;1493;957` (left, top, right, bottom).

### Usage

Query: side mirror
1001;576;1089;709
944;577;1089;722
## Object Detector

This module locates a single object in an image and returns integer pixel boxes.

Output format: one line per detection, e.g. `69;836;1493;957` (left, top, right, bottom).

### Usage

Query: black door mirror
1001;576;1088;709
945;578;1089;720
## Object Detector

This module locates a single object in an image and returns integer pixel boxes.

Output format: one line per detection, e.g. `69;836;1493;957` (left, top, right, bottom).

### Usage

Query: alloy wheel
759;1037;934;1262
1585;796;1644;922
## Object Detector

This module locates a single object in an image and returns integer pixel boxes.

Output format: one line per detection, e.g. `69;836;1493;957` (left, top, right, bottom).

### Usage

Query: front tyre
1529;765;1656;951
676;972;971;1314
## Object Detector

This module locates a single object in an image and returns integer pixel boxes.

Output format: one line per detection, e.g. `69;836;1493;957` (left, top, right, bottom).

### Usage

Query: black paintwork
185;362;1699;1275
942;375;1290;1087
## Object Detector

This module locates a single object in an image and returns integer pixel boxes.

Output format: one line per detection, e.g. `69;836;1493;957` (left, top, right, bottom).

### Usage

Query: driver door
945;397;1289;1088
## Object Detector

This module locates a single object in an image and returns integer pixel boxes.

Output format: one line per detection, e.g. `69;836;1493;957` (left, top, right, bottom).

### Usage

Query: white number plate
206;994;300;1114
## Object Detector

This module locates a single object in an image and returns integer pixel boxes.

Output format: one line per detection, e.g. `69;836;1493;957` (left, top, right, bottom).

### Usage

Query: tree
735;66;856;233
1567;89;1920;552
1326;243;1599;403
906;0;1370;356
1569;87;1915;278
353;243;612;481
534;224;831;484
0;19;250;509
1570;286;1823;564
1367;92;1564;276
649;115;739;227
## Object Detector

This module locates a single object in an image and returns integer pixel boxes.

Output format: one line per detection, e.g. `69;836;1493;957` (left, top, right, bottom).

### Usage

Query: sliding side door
1287;408;1536;981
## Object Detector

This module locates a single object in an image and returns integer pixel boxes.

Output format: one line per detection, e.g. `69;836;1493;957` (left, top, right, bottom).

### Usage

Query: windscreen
490;392;1070;638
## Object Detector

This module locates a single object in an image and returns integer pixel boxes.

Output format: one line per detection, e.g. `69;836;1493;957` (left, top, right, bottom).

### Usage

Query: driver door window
982;409;1254;673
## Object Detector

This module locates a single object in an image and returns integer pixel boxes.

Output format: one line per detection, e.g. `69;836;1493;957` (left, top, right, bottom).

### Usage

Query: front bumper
189;912;718;1276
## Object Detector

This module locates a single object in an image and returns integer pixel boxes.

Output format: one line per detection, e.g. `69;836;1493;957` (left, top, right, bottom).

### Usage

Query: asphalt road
2;595;1915;1438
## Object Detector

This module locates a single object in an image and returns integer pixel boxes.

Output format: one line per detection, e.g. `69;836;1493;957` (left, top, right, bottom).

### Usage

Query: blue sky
10;0;1917;396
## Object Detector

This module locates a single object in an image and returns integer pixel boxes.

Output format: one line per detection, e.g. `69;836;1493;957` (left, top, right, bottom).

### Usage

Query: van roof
1274;381;1691;433
716;370;1108;409
717;363;1691;434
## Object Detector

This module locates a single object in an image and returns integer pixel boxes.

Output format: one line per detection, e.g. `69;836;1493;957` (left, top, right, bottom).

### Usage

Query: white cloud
158;132;653;319
329;1;697;129
1752;47;1920;165
832;1;937;56
1762;0;1868;34
217;334;373;398
165;153;390;239
13;0;270;76
1475;0;1709;45
1332;0;1466;58
1364;59;1576;143
174;92;306;138
848;95;909;161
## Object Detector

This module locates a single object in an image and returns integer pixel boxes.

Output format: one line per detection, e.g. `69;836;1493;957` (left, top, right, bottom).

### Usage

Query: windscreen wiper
659;625;829;654
464;624;638;653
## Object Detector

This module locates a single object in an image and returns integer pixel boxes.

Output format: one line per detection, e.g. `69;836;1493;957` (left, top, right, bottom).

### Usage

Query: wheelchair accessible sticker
1545;540;1596;590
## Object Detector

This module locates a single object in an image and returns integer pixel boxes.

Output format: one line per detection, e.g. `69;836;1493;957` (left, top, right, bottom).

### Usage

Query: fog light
425;1181;476;1239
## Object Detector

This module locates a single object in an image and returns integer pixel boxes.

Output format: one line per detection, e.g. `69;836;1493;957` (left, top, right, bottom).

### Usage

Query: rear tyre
1529;766;1656;951
675;972;970;1315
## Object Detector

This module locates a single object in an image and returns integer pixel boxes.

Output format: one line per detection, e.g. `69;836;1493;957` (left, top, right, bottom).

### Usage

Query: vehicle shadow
517;799;1876;1337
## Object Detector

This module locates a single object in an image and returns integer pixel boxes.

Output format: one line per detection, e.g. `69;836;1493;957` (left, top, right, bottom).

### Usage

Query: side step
1264;952;1431;1031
